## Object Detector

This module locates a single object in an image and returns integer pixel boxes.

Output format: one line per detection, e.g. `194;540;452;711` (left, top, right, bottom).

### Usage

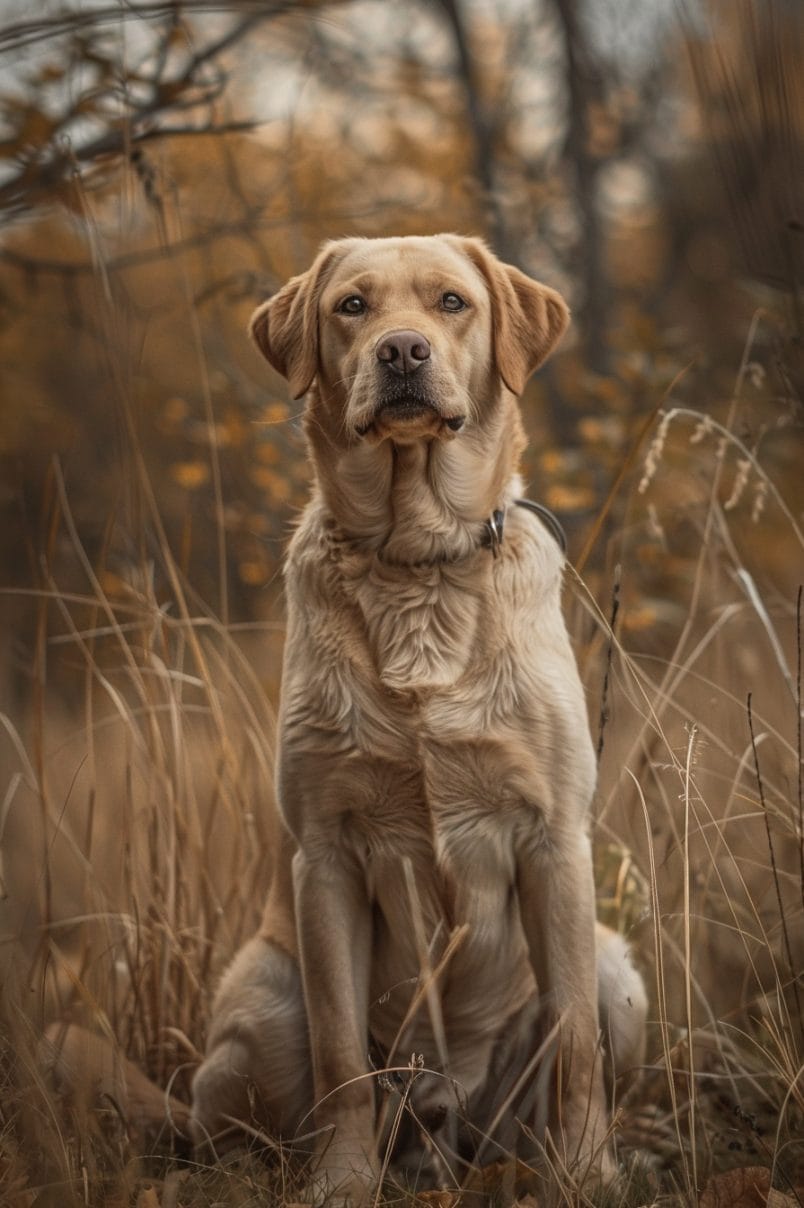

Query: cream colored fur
191;235;646;1202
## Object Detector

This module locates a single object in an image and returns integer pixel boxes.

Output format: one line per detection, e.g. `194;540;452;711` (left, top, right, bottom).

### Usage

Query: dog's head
249;235;569;446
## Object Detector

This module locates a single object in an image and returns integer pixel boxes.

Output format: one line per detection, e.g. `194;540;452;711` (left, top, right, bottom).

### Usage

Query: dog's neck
305;394;524;566
300;392;527;692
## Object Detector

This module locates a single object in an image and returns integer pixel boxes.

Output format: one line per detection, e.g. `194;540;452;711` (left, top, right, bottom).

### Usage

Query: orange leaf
262;401;290;424
171;461;209;489
545;483;596;512
699;1167;798;1208
415;1192;461;1207
238;559;269;586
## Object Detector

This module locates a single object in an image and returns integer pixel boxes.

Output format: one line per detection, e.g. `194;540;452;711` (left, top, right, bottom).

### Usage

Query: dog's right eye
337;296;367;315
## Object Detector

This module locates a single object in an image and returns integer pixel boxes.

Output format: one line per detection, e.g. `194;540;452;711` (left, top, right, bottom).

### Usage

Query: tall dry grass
0;274;802;1206
0;483;287;1203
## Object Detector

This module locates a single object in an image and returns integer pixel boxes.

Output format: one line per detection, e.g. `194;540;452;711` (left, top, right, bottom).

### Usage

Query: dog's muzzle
354;329;465;436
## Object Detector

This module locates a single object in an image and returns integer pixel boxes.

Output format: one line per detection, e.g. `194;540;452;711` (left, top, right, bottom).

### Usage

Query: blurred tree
683;0;803;363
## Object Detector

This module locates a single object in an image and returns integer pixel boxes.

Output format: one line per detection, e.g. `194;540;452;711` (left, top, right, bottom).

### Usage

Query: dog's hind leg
191;936;312;1152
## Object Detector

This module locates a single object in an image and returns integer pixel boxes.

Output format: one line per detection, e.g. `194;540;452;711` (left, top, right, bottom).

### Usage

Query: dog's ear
249;243;341;400
452;237;570;395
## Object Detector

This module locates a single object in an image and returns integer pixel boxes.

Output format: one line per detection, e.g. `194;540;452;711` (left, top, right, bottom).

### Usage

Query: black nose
376;330;431;375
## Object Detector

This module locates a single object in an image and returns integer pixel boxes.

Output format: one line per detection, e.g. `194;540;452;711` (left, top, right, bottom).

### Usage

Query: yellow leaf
587;375;620;403
250;466;290;501
247;512;271;534
222;407;248;447
621;604;658;633
159;397;189;428
545;483;595;512
578;415;624;445
539;449;566;474
238;560;269;586
171;461;209;490
256;441;281;465
98;569;132;599
263;401;290;424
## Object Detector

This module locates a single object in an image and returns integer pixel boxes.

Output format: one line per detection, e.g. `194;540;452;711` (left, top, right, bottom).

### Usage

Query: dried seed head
638;411;671;495
751;478;768;524
725;457;751;510
689;414;713;445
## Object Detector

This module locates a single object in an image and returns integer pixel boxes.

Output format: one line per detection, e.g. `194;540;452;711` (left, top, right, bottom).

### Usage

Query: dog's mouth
379;381;438;418
355;388;465;438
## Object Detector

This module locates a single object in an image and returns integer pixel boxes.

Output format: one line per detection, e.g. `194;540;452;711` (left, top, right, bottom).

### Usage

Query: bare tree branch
0;5;299;215
0;2;295;55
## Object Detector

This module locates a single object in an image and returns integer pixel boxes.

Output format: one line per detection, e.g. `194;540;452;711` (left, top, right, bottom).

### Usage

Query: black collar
481;499;567;557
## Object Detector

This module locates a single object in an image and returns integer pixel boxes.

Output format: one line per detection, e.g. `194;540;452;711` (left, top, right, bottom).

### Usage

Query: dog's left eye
337;295;367;315
441;292;467;312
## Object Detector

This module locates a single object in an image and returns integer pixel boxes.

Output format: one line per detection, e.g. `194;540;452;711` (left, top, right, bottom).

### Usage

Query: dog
191;235;646;1202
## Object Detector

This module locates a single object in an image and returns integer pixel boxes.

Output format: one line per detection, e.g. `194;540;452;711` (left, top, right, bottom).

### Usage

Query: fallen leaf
415;1192;461;1207
461;1159;537;1195
698;1167;799;1208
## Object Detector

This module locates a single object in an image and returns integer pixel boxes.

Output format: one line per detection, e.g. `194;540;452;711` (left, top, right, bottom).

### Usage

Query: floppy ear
453;237;570;395
249;243;340;400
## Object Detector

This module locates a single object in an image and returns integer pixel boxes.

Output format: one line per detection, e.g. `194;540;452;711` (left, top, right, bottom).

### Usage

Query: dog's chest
346;554;491;695
284;539;569;807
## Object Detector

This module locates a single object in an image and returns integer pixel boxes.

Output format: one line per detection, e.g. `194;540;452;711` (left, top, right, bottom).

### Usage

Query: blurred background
0;0;802;1202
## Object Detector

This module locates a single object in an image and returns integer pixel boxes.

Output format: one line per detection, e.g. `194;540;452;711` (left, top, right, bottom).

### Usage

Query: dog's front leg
517;826;615;1184
293;849;378;1206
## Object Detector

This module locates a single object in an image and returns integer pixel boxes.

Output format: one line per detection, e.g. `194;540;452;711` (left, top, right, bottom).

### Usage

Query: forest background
0;1;802;1205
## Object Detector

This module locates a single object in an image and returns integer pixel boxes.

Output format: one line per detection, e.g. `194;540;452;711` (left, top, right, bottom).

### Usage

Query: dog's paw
303;1151;379;1207
576;1154;637;1208
577;1145;618;1189
556;1123;618;1191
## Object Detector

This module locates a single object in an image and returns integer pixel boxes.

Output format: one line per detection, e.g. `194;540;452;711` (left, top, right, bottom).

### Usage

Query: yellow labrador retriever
191;235;646;1200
